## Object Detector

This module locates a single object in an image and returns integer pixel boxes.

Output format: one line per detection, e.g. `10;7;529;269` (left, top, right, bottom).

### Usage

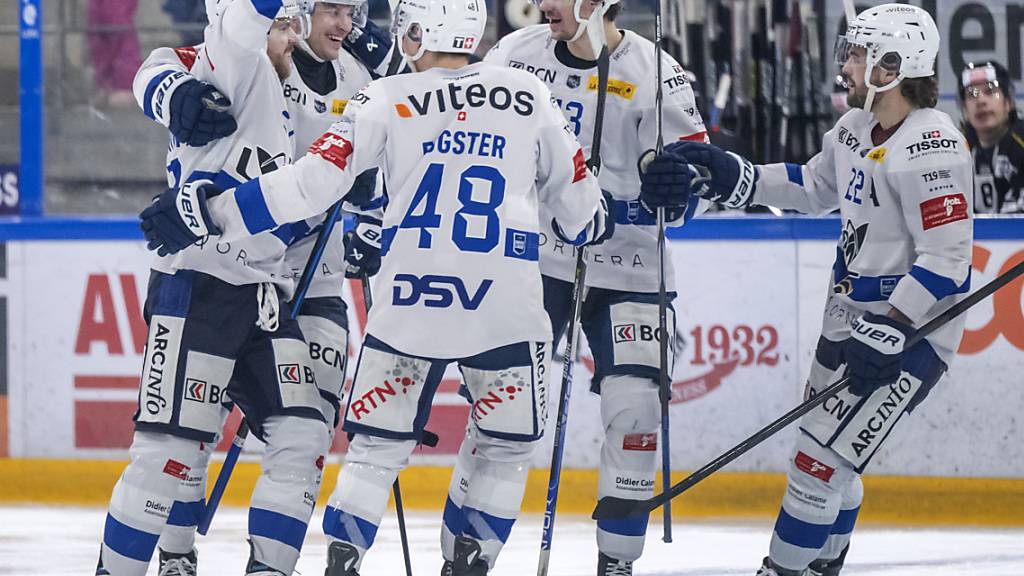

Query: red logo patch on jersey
309;133;353;171
174;46;198;70
571;148;587;183
163;459;191;480
920;193;968;230
794;451;835;482
680;131;708;143
623;433;658;451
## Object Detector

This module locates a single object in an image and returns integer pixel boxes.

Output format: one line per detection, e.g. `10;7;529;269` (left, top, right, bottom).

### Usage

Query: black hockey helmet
959;61;1016;118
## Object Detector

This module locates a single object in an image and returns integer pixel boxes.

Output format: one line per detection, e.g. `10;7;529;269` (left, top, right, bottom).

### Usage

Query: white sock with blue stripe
248;416;330;574
101;431;205;576
323;435;416;569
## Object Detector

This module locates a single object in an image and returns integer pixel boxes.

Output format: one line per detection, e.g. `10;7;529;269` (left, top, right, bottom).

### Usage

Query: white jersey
756;108;974;359
485;25;709;293
207;62;604;358
133;1;296;294
280;45;377;300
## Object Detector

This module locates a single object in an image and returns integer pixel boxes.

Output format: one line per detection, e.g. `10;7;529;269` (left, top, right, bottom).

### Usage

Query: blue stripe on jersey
785;163;804;186
831;506;860;535
322;506;379;549
234;179;279;235
249;507;308;552
153;269;195;317
463;506;515;543
909;265;971;301
249;0;284;20
103;513;160;562
143;70;175;120
167;499;205;527
503;228;539;261
381;226;397;256
442;497;468;535
597;514;649;537
773;507;831;549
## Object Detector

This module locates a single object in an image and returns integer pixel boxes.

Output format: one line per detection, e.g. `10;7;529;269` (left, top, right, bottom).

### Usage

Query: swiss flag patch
571;148;588;183
794;451;835;482
163;459;191;480
310;132;354;171
623;433;658;451
920;193;968;230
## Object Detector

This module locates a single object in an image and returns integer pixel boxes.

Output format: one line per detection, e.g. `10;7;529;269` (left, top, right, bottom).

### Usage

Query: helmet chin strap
569;0;609;46
861;58;904;113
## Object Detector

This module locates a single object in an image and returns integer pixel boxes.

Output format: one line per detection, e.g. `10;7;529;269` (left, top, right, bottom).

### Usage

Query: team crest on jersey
235;145;288;180
332;99;348;115
315;100;327;113
840;220;869;266
567;74;581;89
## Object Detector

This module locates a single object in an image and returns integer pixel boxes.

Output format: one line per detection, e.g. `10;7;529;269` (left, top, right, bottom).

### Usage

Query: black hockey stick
652;0;674;544
593;258;1024;521
536;16;612;576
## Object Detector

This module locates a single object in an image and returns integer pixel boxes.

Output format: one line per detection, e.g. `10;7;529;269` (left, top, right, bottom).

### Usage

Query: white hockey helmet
391;0;486;61
834;3;939;109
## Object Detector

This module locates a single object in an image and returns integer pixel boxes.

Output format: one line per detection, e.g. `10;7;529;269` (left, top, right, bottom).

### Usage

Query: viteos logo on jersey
509;60;557;83
392;274;493;310
394;83;535;118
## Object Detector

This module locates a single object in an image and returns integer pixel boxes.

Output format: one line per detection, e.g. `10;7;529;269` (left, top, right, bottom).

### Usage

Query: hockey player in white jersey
480;1;708;574
639;5;972;575
127;3;383;574
139;0;612;573
98;3;334;576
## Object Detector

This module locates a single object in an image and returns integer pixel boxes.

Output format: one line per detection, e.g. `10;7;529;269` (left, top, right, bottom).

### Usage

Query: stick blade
591;496;654;521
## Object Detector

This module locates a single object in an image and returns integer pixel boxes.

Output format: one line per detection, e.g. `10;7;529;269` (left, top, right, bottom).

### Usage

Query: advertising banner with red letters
3;238;1023;478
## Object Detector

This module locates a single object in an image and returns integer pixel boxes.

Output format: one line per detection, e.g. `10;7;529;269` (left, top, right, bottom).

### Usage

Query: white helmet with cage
391;0;486;62
834;3;939;110
297;0;369;36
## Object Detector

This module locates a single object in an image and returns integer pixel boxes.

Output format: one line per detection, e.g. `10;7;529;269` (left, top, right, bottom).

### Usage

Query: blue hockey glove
845;312;915;396
637;148;697;220
344;168;379;208
551;190;616;247
140;181;223;256
344;18;394;75
661;141;757;209
168;79;237;147
344;216;382;278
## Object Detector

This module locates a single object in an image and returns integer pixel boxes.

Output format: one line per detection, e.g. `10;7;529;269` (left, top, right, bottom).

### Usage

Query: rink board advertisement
1;222;1023;480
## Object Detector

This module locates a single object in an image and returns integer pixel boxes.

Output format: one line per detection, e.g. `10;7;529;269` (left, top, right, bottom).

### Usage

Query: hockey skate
245;540;287;575
597;551;633;576
756;556;808;576
808;545;849;576
158;548;198;576
324;541;361;576
444;535;488;576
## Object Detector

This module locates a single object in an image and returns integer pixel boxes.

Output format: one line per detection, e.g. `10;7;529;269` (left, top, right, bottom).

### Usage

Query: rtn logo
392;274;493;310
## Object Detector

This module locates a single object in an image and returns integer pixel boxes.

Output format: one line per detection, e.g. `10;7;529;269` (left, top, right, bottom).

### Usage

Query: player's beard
847;87;867;109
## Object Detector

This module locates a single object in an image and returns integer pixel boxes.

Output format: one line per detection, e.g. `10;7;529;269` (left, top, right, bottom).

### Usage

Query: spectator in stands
960;60;1024;214
88;0;143;107
161;0;207;46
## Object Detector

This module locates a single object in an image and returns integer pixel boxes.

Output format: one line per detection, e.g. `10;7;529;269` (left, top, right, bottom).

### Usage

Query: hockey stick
593;258;1024;521
357;274;415;576
652;0;674;544
199;200;346;535
536;11;611;576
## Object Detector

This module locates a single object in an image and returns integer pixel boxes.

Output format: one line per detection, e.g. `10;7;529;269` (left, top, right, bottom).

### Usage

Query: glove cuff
723;152;757;209
851;312;912;355
153;72;194;128
354;217;382;249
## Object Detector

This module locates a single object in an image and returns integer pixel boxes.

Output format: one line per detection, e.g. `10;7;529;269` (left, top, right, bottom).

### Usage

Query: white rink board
3;238;1023;478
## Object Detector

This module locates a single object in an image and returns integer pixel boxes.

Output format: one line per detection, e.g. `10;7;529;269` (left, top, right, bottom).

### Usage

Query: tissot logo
452;36;476;49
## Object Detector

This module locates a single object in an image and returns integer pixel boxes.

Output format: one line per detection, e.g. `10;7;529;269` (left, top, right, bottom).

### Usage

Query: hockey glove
168;79;237;147
551;190;616;247
140;181;223;256
344;216;382;278
661;141;757;209
844;312;915;396
344;18;394;76
637;148;695;220
344;168;379;208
